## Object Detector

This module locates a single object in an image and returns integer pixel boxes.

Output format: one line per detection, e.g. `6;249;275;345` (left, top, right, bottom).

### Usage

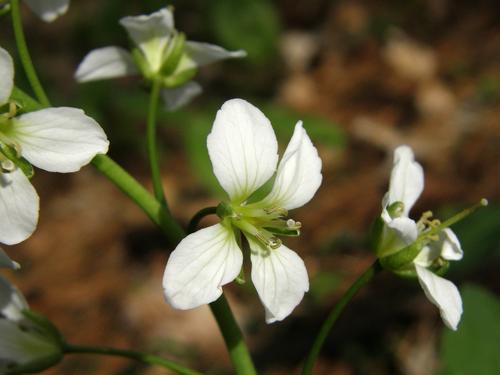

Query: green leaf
309;272;342;303
262;104;346;149
438;284;500;374
448;203;500;275
209;0;280;65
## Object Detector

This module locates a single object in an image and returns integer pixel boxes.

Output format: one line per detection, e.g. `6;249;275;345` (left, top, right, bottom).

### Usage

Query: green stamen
418;199;489;241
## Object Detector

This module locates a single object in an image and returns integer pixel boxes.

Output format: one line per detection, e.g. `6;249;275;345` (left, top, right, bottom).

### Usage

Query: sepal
162;67;197;88
160;32;186;76
379;241;423;272
0;143;34;179
21;310;64;347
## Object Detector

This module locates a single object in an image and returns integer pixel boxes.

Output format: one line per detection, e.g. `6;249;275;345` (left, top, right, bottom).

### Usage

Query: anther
1;159;15;172
286;219;302;230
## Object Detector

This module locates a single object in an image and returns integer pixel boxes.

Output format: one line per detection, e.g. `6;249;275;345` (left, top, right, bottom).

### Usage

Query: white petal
0;169;39;245
415;265;462;330
413;245;439;267
10;107;109;173
249;239;309;323
24;0;69;22
0;320;58;364
0;248;20;270
207;99;279;202
262;121;322;210
386;145;424;216
0;47;14;106
181;41;246;71
440;228;463;261
161;81;202;111
0;276;29;321
386;216;418;245
163;224;243;310
74;46;137;82
119;8;175;72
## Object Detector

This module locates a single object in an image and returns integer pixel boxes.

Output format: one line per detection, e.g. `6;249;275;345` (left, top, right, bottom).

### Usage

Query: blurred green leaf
209;0;280;65
438;284;500;375
310;272;342;303
262;104;346;149
448;203;500;275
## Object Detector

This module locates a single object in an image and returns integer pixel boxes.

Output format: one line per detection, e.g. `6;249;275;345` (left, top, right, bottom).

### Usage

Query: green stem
188;208;257;375
187;206;217;234
63;343;201;375
91;154;184;242
10;0;50;106
210;296;257;375
146;79;168;210
301;261;382;375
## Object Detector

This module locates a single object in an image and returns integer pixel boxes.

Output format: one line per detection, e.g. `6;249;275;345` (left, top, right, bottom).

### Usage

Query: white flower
0;250;62;372
0;46;109;245
24;0;70;22
163;99;322;323
74;8;246;111
380;145;463;330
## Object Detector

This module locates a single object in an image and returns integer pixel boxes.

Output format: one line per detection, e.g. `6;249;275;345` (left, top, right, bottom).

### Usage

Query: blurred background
1;0;499;374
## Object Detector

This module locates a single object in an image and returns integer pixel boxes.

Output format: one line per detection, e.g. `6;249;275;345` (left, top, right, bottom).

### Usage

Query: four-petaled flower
0;46;109;245
0;248;62;373
163;99;322;323
75;7;246;111
379;145;463;330
23;0;70;23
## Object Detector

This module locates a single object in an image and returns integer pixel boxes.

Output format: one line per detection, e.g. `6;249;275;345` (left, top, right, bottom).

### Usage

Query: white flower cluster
75;8;246;111
378;146;464;330
1;44;108;370
0;46;109;246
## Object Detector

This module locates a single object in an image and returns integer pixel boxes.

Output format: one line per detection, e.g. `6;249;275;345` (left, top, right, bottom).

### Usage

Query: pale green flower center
217;202;301;254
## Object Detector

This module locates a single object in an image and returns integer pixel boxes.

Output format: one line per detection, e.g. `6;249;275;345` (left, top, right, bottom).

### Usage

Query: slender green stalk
210;296;257;375
187;206;217;234
301;261;382;375
146;79;169;210
188;207;257;374
63;343;201;375
91;154;184;242
10;0;50;106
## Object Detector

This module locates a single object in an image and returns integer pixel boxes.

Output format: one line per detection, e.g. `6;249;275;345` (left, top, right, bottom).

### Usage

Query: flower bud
0;277;63;374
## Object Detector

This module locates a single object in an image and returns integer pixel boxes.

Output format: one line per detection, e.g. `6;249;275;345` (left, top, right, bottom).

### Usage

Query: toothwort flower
0;248;62;373
0;46;109;245
378;145;463;330
23;0;70;23
163;99;322;323
75;7;246;111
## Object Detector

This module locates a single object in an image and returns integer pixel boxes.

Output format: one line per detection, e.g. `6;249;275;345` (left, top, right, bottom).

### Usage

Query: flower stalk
63;343;202;375
146;78;170;211
10;0;50;107
301;261;382;375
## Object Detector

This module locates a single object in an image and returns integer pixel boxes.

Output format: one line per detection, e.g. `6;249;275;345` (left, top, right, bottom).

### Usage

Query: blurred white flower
75;8;246;111
24;0;70;22
0;46;109;245
163;99;322;323
380;145;463;330
0;249;62;373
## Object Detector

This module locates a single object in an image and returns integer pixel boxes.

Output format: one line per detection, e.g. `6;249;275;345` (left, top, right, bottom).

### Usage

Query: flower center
217;202;301;251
